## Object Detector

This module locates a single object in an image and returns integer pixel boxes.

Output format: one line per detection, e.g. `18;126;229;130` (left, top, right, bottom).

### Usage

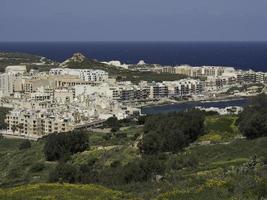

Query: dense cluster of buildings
152;65;267;92
0;63;265;138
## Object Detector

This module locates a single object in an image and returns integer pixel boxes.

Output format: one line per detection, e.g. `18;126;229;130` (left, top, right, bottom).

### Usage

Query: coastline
140;94;252;109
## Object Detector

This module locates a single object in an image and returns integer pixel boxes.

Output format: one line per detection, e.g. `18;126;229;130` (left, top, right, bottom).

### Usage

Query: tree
44;130;89;161
123;156;165;183
19;140;31;150
238;94;267;139
49;163;77;183
105;116;120;132
11;125;16;134
0;107;11;129
139;132;161;154
139;110;205;154
17;123;24;135
137;115;146;125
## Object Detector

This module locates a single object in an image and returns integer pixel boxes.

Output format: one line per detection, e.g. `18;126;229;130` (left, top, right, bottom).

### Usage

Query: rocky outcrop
60;52;86;67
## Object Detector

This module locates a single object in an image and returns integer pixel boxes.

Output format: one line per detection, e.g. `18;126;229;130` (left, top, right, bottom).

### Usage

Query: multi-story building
50;68;108;82
5;109;74;137
236;70;265;84
0;66;27;97
149;82;168;99
164;79;204;97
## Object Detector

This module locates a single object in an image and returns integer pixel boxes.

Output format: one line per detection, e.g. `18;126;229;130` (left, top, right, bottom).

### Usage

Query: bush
123;156;165;183
19;140;31;150
30;162;45;172
44;130;89;161
238;94;267;139
139;110;205;154
49;163;77;183
137;115;146;125
0;107;11;129
115;132;127;138
104;116;120;132
102;132;112;140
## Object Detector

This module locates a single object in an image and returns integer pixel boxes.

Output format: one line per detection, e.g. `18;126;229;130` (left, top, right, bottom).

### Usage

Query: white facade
49;68;108;82
5;65;27;74
74;84;113;98
0;66;27;97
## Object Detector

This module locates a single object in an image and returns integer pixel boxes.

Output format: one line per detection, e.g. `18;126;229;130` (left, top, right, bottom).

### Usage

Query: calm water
1;42;267;71
141;98;249;115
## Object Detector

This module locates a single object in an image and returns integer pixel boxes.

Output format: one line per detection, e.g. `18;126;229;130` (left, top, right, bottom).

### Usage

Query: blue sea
0;42;267;71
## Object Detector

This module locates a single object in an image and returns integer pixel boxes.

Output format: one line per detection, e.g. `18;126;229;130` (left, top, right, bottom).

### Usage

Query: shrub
102;132;112;140
238;94;267;139
139;110;205;154
19;140;31;150
44;130;89;161
123;156;165;183
30;162;45;172
137;115;146;125
104;116;120;132
115;132;127;138
49;162;77;183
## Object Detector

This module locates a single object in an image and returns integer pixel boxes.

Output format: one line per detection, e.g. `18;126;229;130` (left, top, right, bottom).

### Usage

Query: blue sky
1;0;267;41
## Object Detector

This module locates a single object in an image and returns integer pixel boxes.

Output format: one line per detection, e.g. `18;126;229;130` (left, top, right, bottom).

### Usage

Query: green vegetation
19;140;32;150
0;139;53;187
104;116;121;132
0;51;185;82
66;58;186;83
0;184;137;200
0;52;56;72
238;93;267;139
1;97;267;199
0;107;11;129
226;83;264;94
199;115;240;143
140;110;205;154
44;130;89;161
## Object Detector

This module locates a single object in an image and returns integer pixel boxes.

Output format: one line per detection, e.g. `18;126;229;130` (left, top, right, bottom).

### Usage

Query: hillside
65;54;186;83
0;52;58;72
0;184;137;200
0;114;266;199
0;51;186;82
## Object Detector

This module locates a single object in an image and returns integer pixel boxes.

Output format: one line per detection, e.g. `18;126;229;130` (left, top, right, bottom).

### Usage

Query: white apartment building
164;79;204;97
50;68;108;82
74;84;113;98
5;109;74;137
0;65;27;97
149;82;168;99
172;65;230;78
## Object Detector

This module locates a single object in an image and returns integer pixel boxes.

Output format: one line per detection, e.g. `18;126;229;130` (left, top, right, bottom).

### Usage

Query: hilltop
60;52;86;67
0;52;57;72
0;51;186;83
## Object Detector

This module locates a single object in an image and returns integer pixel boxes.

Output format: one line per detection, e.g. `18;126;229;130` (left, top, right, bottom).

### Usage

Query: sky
0;0;267;42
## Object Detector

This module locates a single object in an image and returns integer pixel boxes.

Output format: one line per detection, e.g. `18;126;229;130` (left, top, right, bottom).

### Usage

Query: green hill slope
0;184;137;200
0;115;267;199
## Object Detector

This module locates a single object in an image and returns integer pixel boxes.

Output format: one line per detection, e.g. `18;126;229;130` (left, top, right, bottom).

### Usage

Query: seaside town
0;54;265;139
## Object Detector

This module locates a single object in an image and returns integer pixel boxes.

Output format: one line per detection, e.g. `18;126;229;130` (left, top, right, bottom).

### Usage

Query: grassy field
198;115;241;143
0;115;266;199
0;184;138;200
0;139;55;187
